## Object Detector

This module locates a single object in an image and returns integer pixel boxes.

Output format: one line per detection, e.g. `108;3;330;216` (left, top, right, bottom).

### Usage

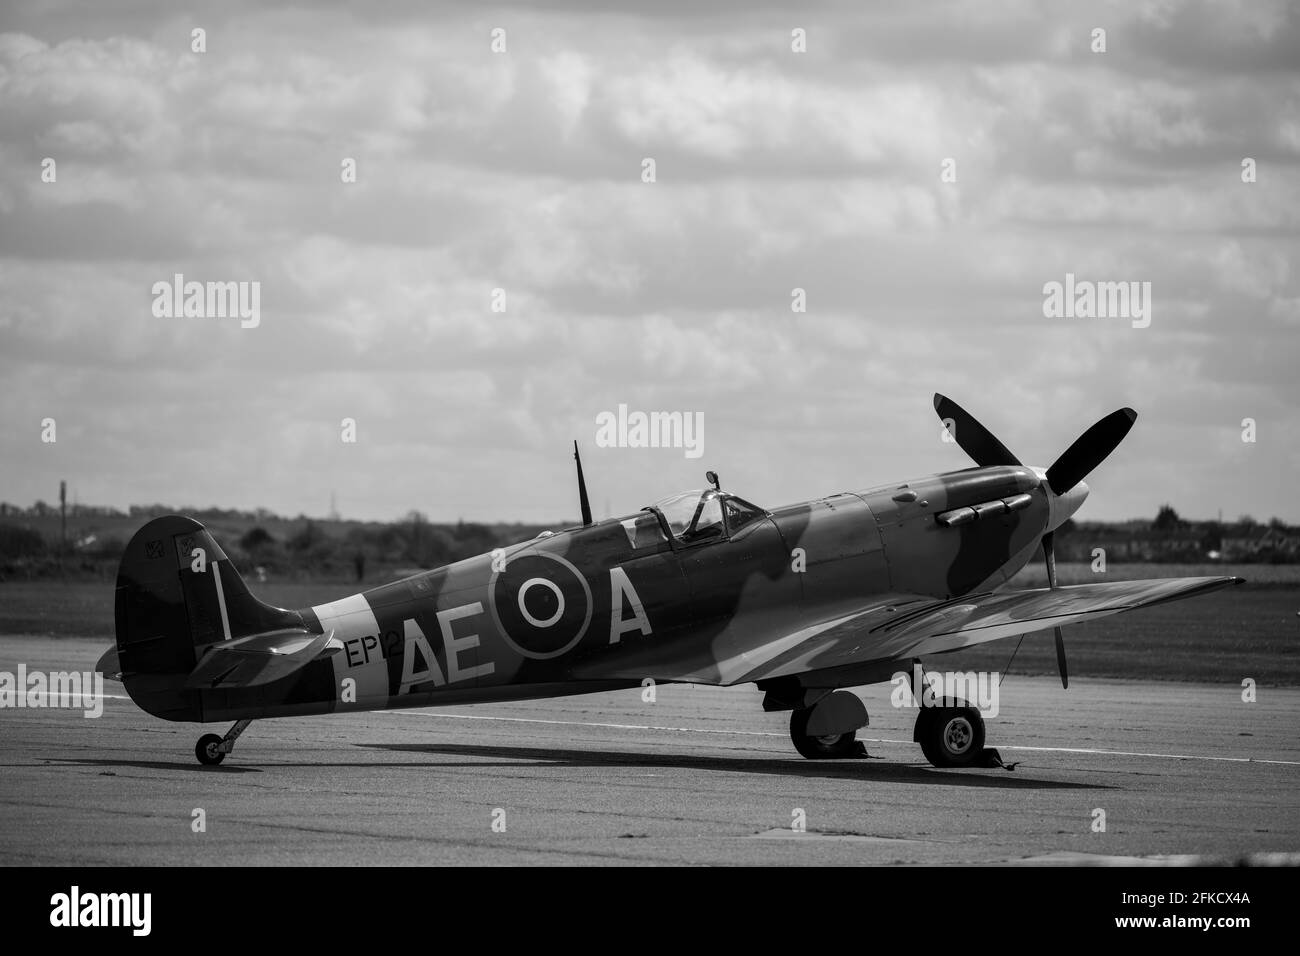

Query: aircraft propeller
932;394;1138;690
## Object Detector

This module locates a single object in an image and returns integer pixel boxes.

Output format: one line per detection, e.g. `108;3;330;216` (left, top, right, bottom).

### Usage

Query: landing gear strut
195;719;253;766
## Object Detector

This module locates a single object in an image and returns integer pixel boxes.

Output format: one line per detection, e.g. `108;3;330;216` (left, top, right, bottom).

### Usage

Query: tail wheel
790;708;860;759
196;734;226;766
916;704;985;768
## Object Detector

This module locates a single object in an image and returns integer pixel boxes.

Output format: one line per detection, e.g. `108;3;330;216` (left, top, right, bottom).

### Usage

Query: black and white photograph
0;0;1296;925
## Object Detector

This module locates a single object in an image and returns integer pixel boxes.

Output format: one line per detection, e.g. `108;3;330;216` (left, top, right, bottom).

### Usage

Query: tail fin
115;515;303;719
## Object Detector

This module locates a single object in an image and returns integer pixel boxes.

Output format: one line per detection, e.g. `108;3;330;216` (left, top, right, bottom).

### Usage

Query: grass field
2;568;1296;685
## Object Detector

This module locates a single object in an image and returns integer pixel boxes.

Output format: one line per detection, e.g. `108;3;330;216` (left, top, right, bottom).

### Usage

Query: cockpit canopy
644;489;767;544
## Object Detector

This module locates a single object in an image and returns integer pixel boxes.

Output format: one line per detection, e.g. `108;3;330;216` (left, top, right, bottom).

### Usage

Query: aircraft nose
1033;466;1089;531
1049;479;1089;531
1063;480;1088;519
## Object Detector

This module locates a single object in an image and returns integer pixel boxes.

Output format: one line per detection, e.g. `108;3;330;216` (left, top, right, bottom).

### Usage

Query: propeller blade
1043;531;1057;588
1045;407;1137;496
1053;627;1069;690
1042;532;1068;688
933;394;1021;467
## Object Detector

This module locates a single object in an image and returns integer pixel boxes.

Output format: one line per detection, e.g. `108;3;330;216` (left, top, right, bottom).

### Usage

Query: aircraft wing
577;575;1241;686
728;576;1242;685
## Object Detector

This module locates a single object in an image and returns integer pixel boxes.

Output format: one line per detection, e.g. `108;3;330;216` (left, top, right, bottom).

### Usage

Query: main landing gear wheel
790;708;862;759
196;734;225;766
915;702;985;768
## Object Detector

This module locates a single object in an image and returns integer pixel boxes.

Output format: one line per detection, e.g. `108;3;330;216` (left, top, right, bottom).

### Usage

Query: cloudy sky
1;0;1297;524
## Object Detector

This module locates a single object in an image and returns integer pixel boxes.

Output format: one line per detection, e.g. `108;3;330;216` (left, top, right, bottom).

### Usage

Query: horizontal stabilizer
184;628;337;690
95;645;122;682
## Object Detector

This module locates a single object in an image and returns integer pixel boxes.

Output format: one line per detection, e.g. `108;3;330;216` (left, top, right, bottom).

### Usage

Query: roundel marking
518;577;565;628
488;552;592;660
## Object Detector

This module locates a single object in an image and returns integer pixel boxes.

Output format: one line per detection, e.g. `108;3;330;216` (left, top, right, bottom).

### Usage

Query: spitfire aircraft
97;395;1239;768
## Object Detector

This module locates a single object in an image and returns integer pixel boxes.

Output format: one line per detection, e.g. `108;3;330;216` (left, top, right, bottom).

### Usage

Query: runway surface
1;636;1297;865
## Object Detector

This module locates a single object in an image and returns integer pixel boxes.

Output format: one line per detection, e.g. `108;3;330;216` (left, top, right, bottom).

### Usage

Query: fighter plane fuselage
120;464;1051;723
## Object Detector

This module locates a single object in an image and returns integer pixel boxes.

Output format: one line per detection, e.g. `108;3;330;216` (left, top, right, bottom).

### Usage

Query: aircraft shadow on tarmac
356;742;1115;790
41;747;1114;790
43;757;263;774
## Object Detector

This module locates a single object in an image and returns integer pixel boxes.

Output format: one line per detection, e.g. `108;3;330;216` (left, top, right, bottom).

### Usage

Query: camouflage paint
112;462;1233;726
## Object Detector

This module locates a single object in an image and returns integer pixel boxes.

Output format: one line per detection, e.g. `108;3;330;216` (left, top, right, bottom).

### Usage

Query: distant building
1222;524;1300;561
1058;523;1206;562
1053;519;1300;563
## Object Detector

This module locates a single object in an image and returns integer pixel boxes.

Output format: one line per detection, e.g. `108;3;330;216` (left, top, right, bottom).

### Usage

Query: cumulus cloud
0;0;1296;523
